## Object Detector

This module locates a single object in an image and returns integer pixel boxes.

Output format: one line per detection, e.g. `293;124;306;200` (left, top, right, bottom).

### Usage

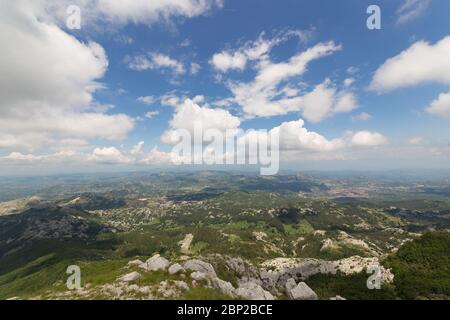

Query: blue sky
1;0;450;174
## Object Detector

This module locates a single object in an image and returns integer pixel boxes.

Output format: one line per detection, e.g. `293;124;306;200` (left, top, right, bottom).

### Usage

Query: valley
0;171;449;300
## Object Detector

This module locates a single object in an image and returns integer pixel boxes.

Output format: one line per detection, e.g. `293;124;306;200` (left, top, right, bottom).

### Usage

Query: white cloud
0;1;134;151
130;141;145;155
426;90;450;119
350;131;387;147
95;0;223;25
145;111;160;119
127;52;185;75
370;36;450;92
42;0;223;28
352;112;372;121
409;137;424;145
236;119;387;162
89;147;131;164
346;66;359;75
139;147;178;165
397;0;431;24
275;120;345;152
161;98;240;144
190;62;201;75
0;150;83;164
211;52;248;72
114;35;134;45
301;82;335;123
229;41;343;119
210;34;275;73
137;96;156;105
159;92;187;107
0;142;179;166
343;78;355;87
210;30;312;73
210;33;358;122
3;152;45;161
301;81;358;122
334;92;358;113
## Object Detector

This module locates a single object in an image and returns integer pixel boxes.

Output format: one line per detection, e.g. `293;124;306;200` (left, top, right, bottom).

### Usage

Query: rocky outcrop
128;259;144;267
225;257;260;284
285;279;317;300
211;277;235;297
178;234;194;254
184;259;217;278
158;280;189;297
118;271;141;283
141;254;170;272
190;271;207;281
260;256;394;291
235;282;275;300
168;263;184;275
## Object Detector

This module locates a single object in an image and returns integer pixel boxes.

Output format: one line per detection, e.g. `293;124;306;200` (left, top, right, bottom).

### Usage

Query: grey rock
139;286;152;294
128;259;144;267
184;259;216;278
168;263;184;275
226;257;259;279
174;280;189;291
211;278;235;296
118;271;141;283
126;284;140;292
141;254;170;271
235;282;275;300
158;281;178;297
330;295;346;300
286;282;318;300
285;278;297;292
190;271;207;281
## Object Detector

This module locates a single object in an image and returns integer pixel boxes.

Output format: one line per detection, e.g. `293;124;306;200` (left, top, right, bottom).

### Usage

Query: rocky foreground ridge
38;252;393;300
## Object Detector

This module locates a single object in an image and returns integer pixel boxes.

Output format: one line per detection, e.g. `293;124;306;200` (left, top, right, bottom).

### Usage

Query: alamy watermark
66;265;81;290
66;5;81;30
367;5;382;30
366;264;382;290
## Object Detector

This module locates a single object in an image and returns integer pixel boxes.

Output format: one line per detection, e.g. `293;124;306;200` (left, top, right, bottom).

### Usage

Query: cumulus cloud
300;81;358;123
210;30;314;73
211;34;357;121
352;112;372;121
343;78;355;87
235;119;387;163
370;36;450;92
1;142;179;167
95;0;223;25
190;63;201;75
228;41;346;119
127;53;185;75
139;147;178;165
210;33;278;72
409;137;424;145
426;90;450;119
397;0;431;24
0;1;134;151
264;121;386;152
211;52;248;72
137;96;157;105
42;0;223;28
161;98;241;144
274;120;346;152
350;131;387;147
89;147;131;164
145;111;160;119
